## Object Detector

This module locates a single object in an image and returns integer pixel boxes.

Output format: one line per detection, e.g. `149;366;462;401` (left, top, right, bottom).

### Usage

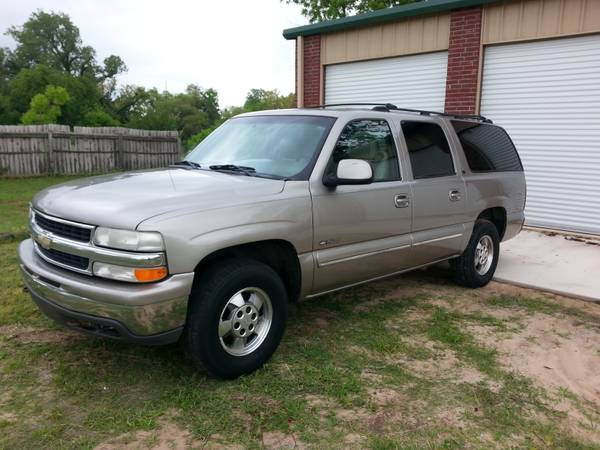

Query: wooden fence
0;124;182;176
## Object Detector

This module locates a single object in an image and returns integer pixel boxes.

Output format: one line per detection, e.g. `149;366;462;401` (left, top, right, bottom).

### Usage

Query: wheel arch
192;239;302;304
476;207;507;240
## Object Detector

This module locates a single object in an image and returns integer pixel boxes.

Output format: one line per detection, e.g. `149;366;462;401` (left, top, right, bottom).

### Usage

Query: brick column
303;35;321;107
444;7;482;115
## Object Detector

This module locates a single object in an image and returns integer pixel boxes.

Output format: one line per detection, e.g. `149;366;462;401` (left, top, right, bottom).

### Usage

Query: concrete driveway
495;229;600;303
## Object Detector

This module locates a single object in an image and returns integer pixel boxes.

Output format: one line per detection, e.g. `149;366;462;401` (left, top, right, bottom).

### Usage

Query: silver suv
18;104;526;379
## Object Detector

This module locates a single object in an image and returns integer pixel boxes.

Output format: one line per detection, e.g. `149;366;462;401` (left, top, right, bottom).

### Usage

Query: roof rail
311;103;493;123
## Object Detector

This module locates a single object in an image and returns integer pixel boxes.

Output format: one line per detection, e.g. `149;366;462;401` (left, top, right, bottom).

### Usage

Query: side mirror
323;159;374;187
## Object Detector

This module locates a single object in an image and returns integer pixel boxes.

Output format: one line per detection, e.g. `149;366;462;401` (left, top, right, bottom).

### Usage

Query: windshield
185;115;336;179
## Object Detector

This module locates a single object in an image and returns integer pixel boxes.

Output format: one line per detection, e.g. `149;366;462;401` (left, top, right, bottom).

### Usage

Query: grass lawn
0;176;599;449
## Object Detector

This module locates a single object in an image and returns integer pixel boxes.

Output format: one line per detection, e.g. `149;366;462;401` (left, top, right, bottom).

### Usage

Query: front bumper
18;239;194;344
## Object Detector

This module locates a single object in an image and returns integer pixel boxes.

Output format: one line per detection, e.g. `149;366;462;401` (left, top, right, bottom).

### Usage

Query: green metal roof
283;0;501;39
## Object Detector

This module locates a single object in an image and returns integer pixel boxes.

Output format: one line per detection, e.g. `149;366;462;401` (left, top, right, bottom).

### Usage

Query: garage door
480;35;600;235
325;51;448;111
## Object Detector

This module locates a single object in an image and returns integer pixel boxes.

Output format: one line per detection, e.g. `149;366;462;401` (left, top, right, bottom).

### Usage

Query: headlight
93;227;164;252
93;262;168;283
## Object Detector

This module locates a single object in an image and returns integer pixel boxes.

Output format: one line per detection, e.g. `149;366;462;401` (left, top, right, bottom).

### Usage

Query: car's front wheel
450;219;500;288
184;259;288;379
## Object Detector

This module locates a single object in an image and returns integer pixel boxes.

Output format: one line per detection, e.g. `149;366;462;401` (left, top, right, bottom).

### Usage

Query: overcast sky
0;0;307;107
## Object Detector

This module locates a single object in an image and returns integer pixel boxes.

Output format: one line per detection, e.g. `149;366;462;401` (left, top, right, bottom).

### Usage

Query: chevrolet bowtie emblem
37;233;52;250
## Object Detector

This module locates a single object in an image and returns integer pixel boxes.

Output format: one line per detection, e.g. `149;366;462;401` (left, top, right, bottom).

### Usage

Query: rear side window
451;121;523;172
401;121;455;179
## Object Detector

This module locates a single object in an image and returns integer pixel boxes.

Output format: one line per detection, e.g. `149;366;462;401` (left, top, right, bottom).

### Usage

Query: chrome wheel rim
218;287;273;357
474;235;494;275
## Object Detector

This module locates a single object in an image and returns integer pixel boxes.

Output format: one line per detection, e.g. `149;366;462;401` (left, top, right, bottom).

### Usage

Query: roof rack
311;103;493;123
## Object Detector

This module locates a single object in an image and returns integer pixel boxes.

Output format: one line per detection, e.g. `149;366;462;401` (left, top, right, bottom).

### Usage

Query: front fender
137;183;313;274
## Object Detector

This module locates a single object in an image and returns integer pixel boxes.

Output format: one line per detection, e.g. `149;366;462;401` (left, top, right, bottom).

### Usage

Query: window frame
399;119;458;180
324;118;403;184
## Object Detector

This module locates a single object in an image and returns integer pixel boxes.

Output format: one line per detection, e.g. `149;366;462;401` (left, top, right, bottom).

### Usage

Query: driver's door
310;118;413;294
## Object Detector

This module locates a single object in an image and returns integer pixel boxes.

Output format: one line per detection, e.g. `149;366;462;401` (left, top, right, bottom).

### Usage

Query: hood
32;168;285;229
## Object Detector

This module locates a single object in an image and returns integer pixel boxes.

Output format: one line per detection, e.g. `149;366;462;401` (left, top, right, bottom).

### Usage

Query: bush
82;109;119;127
185;125;218;152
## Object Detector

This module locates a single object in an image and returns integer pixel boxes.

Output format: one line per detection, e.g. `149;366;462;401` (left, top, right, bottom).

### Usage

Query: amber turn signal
134;267;168;282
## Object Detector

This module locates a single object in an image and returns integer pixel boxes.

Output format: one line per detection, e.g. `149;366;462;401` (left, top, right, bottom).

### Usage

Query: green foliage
284;0;422;22
243;88;295;111
124;85;216;142
4;10;125;80
8;65;101;126
21;85;70;124
1;9;294;145
184;89;296;151
82;109;119;127
185;124;219;151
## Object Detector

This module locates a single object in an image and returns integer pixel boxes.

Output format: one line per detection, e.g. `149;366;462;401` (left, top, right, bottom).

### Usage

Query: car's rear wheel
184;259;288;379
450;219;500;288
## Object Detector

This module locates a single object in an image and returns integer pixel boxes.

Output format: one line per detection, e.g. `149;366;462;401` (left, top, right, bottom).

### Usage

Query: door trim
318;243;411;267
306;254;460;299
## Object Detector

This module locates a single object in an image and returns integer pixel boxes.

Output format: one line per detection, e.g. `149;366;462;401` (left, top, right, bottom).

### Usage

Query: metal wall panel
325;51;448;111
322;14;450;65
480;34;600;234
483;0;600;45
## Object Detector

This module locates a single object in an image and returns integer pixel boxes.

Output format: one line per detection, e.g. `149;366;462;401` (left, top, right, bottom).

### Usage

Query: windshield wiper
209;164;256;176
169;160;202;169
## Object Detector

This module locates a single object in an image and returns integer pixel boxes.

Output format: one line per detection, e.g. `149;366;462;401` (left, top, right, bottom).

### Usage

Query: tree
82;109;119;127
127;85;220;142
284;0;422;22
5;10;126;81
244;89;295;111
21;84;70;124
8;65;102;126
185;89;295;151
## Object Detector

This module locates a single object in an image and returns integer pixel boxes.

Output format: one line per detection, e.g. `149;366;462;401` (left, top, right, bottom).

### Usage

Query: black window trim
400;119;458;180
324;117;403;184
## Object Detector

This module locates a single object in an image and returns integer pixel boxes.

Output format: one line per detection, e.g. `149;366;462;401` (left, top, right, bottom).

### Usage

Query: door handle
394;194;410;208
449;190;461;202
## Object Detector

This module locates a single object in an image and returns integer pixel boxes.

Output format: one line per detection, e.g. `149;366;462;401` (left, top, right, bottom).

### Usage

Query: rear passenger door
400;120;468;265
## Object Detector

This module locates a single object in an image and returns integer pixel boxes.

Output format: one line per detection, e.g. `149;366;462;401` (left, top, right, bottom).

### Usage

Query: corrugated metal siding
321;14;450;65
325;51;448;111
480;34;600;234
482;0;600;45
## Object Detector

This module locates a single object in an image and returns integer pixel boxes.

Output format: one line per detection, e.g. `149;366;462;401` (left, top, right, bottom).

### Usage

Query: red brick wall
444;7;482;115
303;35;321;107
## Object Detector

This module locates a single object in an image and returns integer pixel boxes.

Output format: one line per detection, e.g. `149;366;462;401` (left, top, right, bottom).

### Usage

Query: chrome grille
34;212;91;242
29;208;165;276
37;246;90;271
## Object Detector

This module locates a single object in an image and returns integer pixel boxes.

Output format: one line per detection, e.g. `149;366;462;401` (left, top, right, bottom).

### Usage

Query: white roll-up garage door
325;51;448;111
480;35;600;235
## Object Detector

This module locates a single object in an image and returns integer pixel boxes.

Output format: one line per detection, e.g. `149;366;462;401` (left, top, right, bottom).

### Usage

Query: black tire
450;219;500;288
184;259;288;379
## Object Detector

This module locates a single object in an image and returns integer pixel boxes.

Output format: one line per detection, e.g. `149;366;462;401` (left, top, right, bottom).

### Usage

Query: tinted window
187;115;335;179
451;121;523;172
330;119;400;182
402;121;455;179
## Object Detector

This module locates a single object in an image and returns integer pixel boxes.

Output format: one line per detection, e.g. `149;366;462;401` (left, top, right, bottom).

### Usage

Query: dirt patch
367;387;404;406
343;432;365;446
262;431;306;450
0;412;17;423
399;348;487;386
482;313;600;405
0;325;79;344
552;398;600;444
92;412;243;450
